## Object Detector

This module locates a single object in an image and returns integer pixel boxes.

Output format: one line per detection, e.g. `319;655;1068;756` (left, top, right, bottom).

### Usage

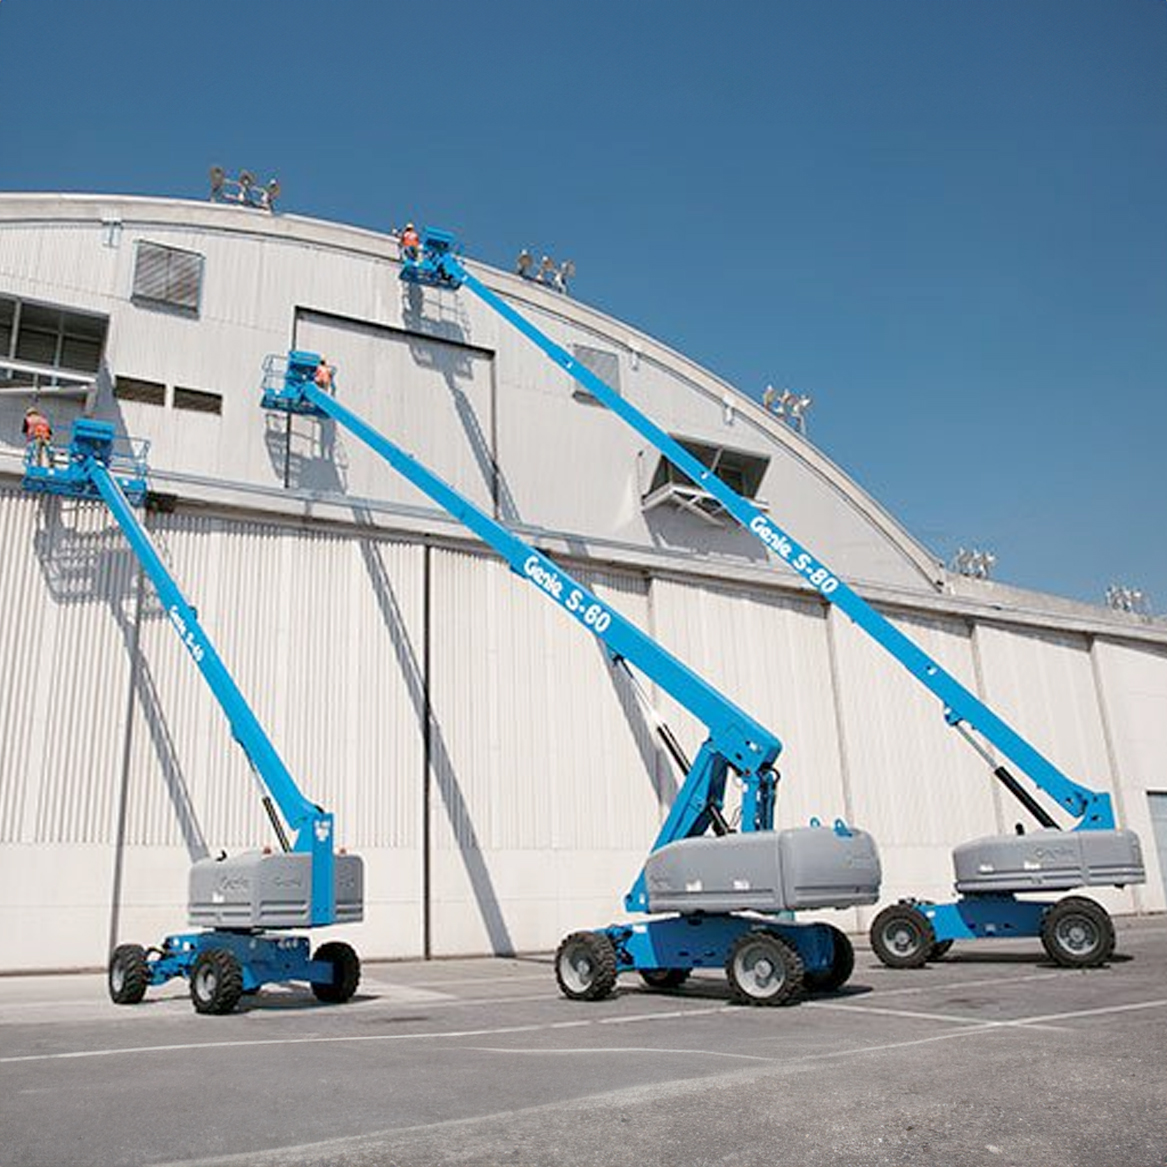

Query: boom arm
263;355;798;909
27;421;336;922
413;232;1114;832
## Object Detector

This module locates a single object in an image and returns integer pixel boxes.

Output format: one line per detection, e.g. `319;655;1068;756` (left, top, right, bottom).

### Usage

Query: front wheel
108;944;149;1005
803;926;855;993
555;931;618;1001
311;941;361;1003
725;932;804;1006
870;904;935;969
1040;897;1114;968
190;948;244;1015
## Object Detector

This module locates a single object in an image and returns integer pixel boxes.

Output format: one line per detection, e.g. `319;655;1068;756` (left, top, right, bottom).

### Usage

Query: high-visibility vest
26;416;51;441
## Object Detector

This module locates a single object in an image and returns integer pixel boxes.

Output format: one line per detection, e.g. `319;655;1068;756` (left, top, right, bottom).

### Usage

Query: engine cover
644;825;881;914
952;828;1144;894
188;850;364;928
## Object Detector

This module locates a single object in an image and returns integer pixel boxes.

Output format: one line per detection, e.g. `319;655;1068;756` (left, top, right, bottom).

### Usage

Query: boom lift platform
22;420;363;1013
263;351;881;1005
402;230;1145;969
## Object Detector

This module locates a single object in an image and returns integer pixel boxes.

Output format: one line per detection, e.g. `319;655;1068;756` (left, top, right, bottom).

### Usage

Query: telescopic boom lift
23;420;363;1013
263;351;880;1004
402;229;1145;969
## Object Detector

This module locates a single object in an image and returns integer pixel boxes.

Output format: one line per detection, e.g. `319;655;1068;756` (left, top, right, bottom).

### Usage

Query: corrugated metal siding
428;547;659;855
830;608;999;847
123;513;425;854
649;576;848;832
975;624;1112;807
1091;638;1167;911
0;491;137;846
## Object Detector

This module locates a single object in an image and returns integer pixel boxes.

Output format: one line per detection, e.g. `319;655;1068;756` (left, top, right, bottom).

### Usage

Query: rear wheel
639;968;691;990
1040;897;1114;968
311;941;361;1003
555;932;618;1001
725;932;804;1006
189;948;243;1015
108;944;149;1005
870;904;935;969
803;926;855;992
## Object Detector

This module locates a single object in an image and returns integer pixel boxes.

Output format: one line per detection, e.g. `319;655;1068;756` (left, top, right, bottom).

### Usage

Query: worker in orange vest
313;358;333;392
22;406;53;469
400;222;421;263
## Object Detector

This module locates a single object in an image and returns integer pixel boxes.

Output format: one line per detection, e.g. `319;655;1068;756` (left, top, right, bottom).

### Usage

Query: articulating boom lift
403;230;1145;969
263;351;880;1004
23;420;363;1013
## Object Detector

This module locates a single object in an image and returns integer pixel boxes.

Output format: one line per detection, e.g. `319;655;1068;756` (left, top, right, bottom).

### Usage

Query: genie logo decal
749;517;840;595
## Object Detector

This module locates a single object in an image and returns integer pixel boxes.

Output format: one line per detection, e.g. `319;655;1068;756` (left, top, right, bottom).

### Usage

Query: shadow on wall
30;497;209;862
402;282;521;526
262;410;349;496
351;503;515;957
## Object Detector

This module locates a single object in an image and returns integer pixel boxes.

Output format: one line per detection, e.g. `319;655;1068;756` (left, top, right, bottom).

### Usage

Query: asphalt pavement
1;917;1164;1167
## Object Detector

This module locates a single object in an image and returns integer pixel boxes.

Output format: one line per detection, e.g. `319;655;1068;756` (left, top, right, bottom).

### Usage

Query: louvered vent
132;242;204;314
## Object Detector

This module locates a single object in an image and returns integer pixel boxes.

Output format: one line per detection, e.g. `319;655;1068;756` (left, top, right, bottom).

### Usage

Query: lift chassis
24;420;363;1013
263;352;879;1004
404;230;1144;969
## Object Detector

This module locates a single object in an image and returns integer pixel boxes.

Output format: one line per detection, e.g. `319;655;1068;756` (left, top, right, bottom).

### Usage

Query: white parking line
3;993;1164;1067
806;999;1071;1032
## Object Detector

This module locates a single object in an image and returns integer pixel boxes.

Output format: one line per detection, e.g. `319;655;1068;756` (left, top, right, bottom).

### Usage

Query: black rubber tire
189;948;244;1015
803;926;855;993
638;968;692;990
725;931;804;1006
108;944;149;1005
929;939;955;962
311;941;361;1003
1040;896;1115;968
555;931;618;1001
870;904;936;969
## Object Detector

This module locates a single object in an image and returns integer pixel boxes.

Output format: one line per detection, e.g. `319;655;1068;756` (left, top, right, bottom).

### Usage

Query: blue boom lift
263;351;881;1005
402;229;1145;969
23;420;363;1013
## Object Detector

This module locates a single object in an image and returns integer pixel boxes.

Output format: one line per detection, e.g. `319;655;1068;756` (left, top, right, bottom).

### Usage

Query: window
0;295;108;390
173;386;222;415
643;438;770;523
571;343;620;405
114;376;166;406
132;241;204;314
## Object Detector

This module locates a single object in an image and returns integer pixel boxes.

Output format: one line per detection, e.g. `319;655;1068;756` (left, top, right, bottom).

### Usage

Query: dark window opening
114;376;167;406
643;437;770;522
173;386;222;415
0;296;108;390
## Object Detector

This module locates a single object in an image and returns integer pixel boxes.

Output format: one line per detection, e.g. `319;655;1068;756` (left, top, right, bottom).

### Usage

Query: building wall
1;483;1164;972
1;195;1165;972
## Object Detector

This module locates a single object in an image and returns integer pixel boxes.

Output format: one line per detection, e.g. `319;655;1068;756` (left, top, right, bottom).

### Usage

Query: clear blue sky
4;1;1165;609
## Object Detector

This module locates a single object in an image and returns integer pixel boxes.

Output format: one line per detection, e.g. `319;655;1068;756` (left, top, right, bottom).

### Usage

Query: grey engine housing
952;828;1144;894
188;850;364;929
644;825;881;914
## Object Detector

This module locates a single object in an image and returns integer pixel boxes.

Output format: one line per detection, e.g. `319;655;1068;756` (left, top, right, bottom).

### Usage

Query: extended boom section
23;420;363;1013
264;351;881;1004
405;230;1144;969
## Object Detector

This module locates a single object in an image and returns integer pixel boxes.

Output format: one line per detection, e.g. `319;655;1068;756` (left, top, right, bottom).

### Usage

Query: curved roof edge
0;191;954;593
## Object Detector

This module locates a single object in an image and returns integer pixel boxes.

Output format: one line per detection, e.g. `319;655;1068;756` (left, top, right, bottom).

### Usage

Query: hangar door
1149;793;1167;901
287;310;498;514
